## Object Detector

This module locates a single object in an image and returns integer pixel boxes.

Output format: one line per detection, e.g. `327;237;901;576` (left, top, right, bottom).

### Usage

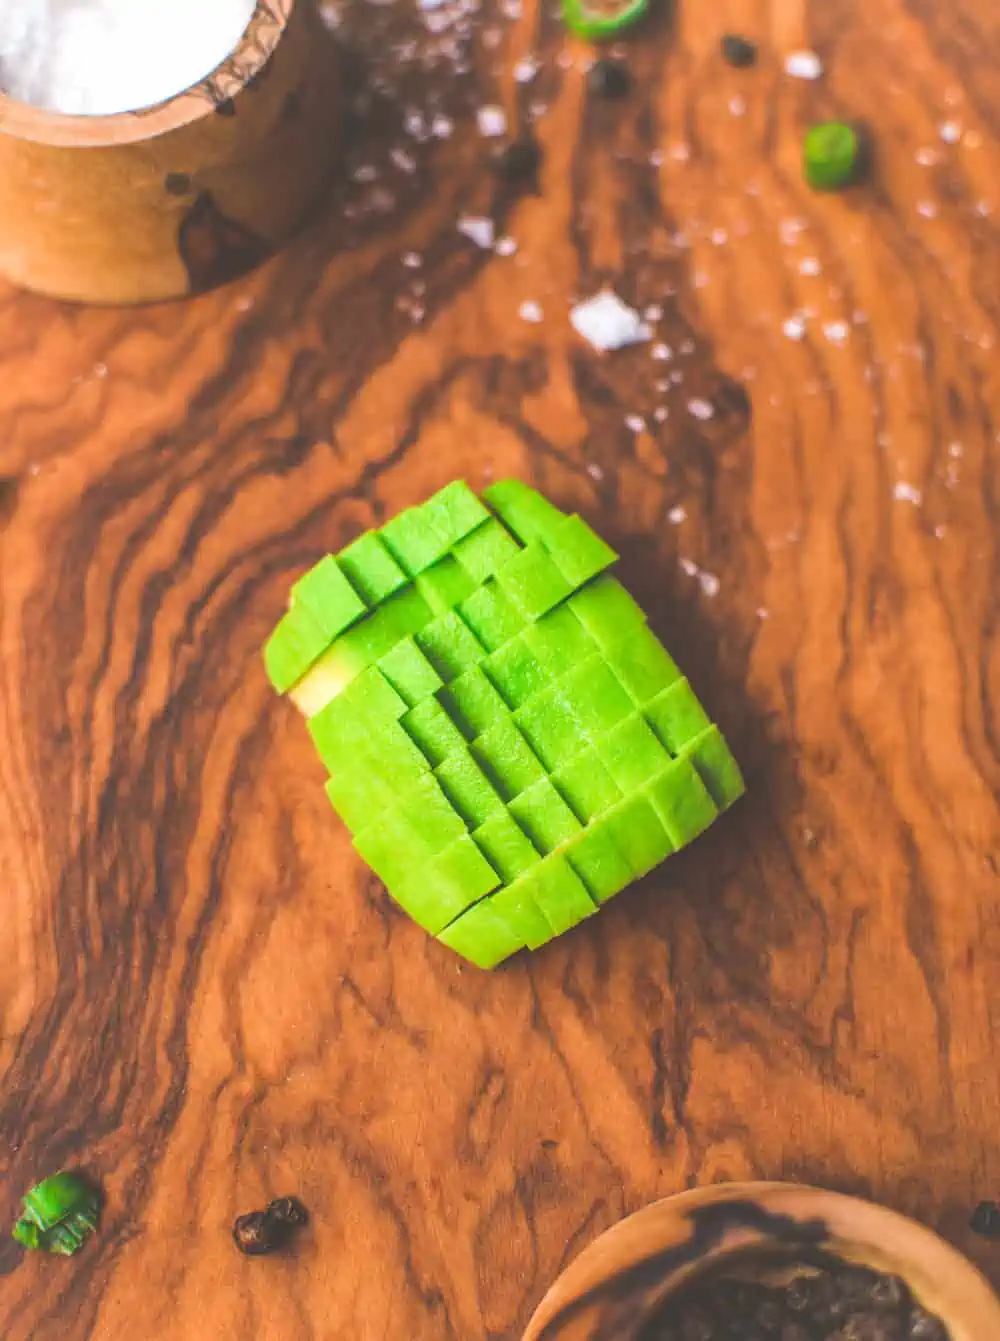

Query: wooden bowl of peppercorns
522;1183;1000;1341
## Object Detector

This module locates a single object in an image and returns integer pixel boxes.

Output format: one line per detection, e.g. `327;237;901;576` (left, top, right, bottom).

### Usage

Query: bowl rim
0;0;292;148
522;1181;1000;1341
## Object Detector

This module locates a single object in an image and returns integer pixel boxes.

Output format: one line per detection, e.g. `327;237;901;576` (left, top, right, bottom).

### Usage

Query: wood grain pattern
1;0;999;1337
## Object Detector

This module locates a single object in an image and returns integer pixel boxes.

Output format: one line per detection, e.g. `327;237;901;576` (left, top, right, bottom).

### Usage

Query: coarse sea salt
570;292;652;352
784;50;823;80
0;0;256;116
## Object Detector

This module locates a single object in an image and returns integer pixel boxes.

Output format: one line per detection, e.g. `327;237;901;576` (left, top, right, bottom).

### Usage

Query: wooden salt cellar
0;0;340;304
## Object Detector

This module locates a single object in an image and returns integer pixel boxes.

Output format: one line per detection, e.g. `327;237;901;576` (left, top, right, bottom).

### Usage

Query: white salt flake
624;414;646;433
687;398;714;421
519;300;543;323
939;120;961;144
780;218;806;245
711;228;728;246
783;314;807;341
729;95;747;117
667;505;686;524
457;215;495;248
651;343;673;361
915;147;939;166
670;143;691;162
948;441;963;458
823;320;849;345
402;251;423;269
699;571;720;598
643;303;663;322
893;482;923;505
431;113;454;138
784;50;823;80
403;109;429;140
586;462;605;481
916;200;938;218
569;291;652;352
477;104;508;137
390;148;417;174
494;235;517;256
513;55;538;83
799;257;821;276
653;407;669;424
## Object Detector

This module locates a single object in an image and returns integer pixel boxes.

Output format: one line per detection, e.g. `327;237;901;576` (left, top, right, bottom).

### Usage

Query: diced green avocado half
262;479;743;967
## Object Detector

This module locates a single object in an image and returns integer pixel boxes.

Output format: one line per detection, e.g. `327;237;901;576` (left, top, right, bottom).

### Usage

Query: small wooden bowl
0;0;340;304
523;1182;1000;1341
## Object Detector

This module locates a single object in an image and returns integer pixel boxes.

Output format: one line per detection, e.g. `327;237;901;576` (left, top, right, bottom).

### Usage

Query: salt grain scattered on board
893;482;922;505
570;292;652;352
784;50;823;80
688;398;715;420
477;105;507;137
668;505;687;524
457;216;495;249
783;315;807;341
519;300;543;323
494;236;517;256
823;320;849;345
939;121;961;144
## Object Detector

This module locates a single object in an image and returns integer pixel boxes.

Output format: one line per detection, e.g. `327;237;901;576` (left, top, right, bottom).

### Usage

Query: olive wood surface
1;0;999;1337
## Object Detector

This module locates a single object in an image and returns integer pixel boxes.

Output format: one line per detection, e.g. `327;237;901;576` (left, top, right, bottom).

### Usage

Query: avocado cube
644;758;718;848
602;794;674;877
509;777;582;852
380;506;451;576
484;636;552;708
514;686;589;770
568;576;646;649
523;604;598;677
385;875;473;936
457;580;526;652
363;718;433;787
471;719;546;798
436;748;505;827
377;637;443;707
452;516;522;581
552;748;623;822
606;626;681;704
437;898;524;969
308;697;369;771
483;479;567;545
432;834;502;903
489;874;554;949
292;554;367;635
397;773;468;847
339;665;408;723
680;726;746;810
595;713;672;790
416;611;486;681
325;768;393;833
354;810;437;888
563;822;633;904
472;811;541;882
440;667;509;737
560;657;633;733
494;541;573;619
337;531;408;605
415;554;478;615
531;854;598;935
401;698;468;767
644;678;712;753
290;585;433;716
264;602;331;694
422;480;490;548
543;515;618;587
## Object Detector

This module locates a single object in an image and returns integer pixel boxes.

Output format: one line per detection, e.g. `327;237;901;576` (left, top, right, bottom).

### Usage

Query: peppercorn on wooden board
4;0;1000;1339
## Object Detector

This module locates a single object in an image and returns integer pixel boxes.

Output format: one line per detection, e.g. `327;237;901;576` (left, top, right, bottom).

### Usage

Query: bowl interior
522;1184;1000;1341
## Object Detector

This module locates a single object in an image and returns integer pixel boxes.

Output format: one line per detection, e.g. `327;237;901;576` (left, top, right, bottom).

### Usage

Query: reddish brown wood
1;0;999;1337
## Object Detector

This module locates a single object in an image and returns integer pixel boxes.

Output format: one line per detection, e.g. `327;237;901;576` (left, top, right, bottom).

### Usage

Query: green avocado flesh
264;480;744;967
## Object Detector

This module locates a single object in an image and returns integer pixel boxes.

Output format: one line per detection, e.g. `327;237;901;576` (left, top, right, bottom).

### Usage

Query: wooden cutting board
3;0;1000;1337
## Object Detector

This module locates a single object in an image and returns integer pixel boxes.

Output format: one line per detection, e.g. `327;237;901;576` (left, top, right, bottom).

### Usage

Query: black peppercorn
490;137;542;184
233;1196;309;1256
587;58;631;99
233;1211;280;1257
720;34;757;68
907;1310;947;1341
266;1196;309;1229
970;1200;1000;1238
